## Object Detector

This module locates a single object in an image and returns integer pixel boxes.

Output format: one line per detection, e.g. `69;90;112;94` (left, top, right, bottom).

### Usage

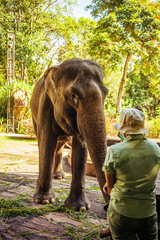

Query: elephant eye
68;93;79;108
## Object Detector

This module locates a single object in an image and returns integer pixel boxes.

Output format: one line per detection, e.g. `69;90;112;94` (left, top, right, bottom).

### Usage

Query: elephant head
44;58;109;203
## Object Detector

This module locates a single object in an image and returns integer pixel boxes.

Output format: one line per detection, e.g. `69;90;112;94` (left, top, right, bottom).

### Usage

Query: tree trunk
21;60;25;81
17;8;22;31
116;52;132;112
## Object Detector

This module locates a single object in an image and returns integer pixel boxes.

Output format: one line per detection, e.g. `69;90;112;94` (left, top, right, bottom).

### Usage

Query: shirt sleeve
157;146;160;165
102;147;115;174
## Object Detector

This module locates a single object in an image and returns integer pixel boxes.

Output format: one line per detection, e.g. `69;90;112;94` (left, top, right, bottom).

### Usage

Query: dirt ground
0;134;109;240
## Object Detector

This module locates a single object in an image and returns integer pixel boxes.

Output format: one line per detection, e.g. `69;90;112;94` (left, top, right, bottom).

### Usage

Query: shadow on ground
0;135;109;240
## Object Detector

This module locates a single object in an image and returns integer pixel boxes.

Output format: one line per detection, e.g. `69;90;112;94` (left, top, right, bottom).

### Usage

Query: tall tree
56;16;96;62
0;0;76;82
89;0;160;112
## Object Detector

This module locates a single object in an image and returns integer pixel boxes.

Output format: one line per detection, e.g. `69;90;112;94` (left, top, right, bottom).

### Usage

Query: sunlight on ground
0;136;39;173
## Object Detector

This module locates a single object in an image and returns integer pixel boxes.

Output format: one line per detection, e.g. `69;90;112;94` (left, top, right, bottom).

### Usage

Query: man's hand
103;183;112;195
103;173;115;195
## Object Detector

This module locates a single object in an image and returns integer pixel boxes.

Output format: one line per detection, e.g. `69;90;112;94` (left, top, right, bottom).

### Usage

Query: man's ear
45;67;57;105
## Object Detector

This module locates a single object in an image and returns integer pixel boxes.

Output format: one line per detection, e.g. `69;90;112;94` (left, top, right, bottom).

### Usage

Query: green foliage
0;192;102;240
0;0;77;82
0;194;65;218
0;0;159;138
14;79;35;98
103;70;122;114
146;106;160;138
0;194;34;217
89;0;160;114
0;118;6;132
146;117;160;139
0;78;35;133
0;83;7;118
123;72;160;117
56;16;97;61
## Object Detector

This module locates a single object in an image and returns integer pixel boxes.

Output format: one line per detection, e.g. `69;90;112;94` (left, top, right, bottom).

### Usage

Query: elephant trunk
77;103;110;204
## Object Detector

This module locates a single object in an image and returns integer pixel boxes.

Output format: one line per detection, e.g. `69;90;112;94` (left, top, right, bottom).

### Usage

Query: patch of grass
0;136;36;149
0;174;34;185
13;176;34;184
66;175;72;179
66;208;88;222
63;223;100;240
63;225;83;239
81;229;99;240
0;198;30;217
0;193;35;217
0;173;15;181
86;184;100;191
0;192;80;218
0;197;61;218
60;179;71;183
98;197;105;202
1;136;36;142
0;193;108;240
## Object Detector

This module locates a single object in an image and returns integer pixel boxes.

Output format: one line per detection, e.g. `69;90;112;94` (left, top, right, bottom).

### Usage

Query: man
101;108;160;240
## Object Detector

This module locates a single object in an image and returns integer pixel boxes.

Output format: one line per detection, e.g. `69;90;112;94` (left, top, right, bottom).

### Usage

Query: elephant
30;58;109;211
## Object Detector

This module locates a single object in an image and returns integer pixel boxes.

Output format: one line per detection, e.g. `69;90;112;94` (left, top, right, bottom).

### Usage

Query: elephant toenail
57;176;62;180
35;199;41;204
80;206;86;211
51;198;55;203
42;200;49;204
86;204;90;210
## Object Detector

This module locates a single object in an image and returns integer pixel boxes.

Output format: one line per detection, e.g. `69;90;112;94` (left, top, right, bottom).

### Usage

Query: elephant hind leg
52;135;71;179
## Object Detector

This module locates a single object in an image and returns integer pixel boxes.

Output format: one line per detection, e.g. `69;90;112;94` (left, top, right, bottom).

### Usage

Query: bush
0;78;35;134
0;118;7;133
0;83;7;119
146;116;160;139
105;114;118;137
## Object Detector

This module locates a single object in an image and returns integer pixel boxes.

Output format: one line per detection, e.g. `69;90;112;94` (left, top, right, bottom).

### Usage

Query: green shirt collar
125;134;146;141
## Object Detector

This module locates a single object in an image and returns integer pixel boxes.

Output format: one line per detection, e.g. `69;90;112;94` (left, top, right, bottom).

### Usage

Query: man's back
104;134;160;218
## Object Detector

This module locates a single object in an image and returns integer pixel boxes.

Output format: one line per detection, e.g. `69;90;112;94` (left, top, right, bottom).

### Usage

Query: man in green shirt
101;108;160;240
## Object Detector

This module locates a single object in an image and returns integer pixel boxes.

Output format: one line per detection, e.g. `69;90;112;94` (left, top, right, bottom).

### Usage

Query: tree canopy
0;0;77;82
0;0;160;134
88;0;160;112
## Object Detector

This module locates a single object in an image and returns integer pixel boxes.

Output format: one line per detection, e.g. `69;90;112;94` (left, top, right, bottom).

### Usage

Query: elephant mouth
77;134;87;147
60;117;79;136
57;116;86;146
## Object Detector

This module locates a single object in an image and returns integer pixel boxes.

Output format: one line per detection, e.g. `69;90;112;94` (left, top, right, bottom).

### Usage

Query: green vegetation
0;0;159;137
0;193;107;239
0;197;63;218
0;136;36;149
0;191;78;218
87;184;100;191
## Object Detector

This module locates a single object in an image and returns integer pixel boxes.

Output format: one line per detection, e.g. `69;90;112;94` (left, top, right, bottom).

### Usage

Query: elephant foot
34;189;56;204
65;194;90;211
52;170;66;179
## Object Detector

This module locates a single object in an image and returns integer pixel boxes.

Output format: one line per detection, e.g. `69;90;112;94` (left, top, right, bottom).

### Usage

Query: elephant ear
44;67;57;105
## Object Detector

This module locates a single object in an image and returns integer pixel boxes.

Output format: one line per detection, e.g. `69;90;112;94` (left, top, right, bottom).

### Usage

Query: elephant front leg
65;136;90;211
34;129;57;204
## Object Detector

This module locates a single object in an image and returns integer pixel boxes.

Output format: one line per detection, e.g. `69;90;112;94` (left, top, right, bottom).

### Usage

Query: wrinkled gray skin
30;58;109;210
